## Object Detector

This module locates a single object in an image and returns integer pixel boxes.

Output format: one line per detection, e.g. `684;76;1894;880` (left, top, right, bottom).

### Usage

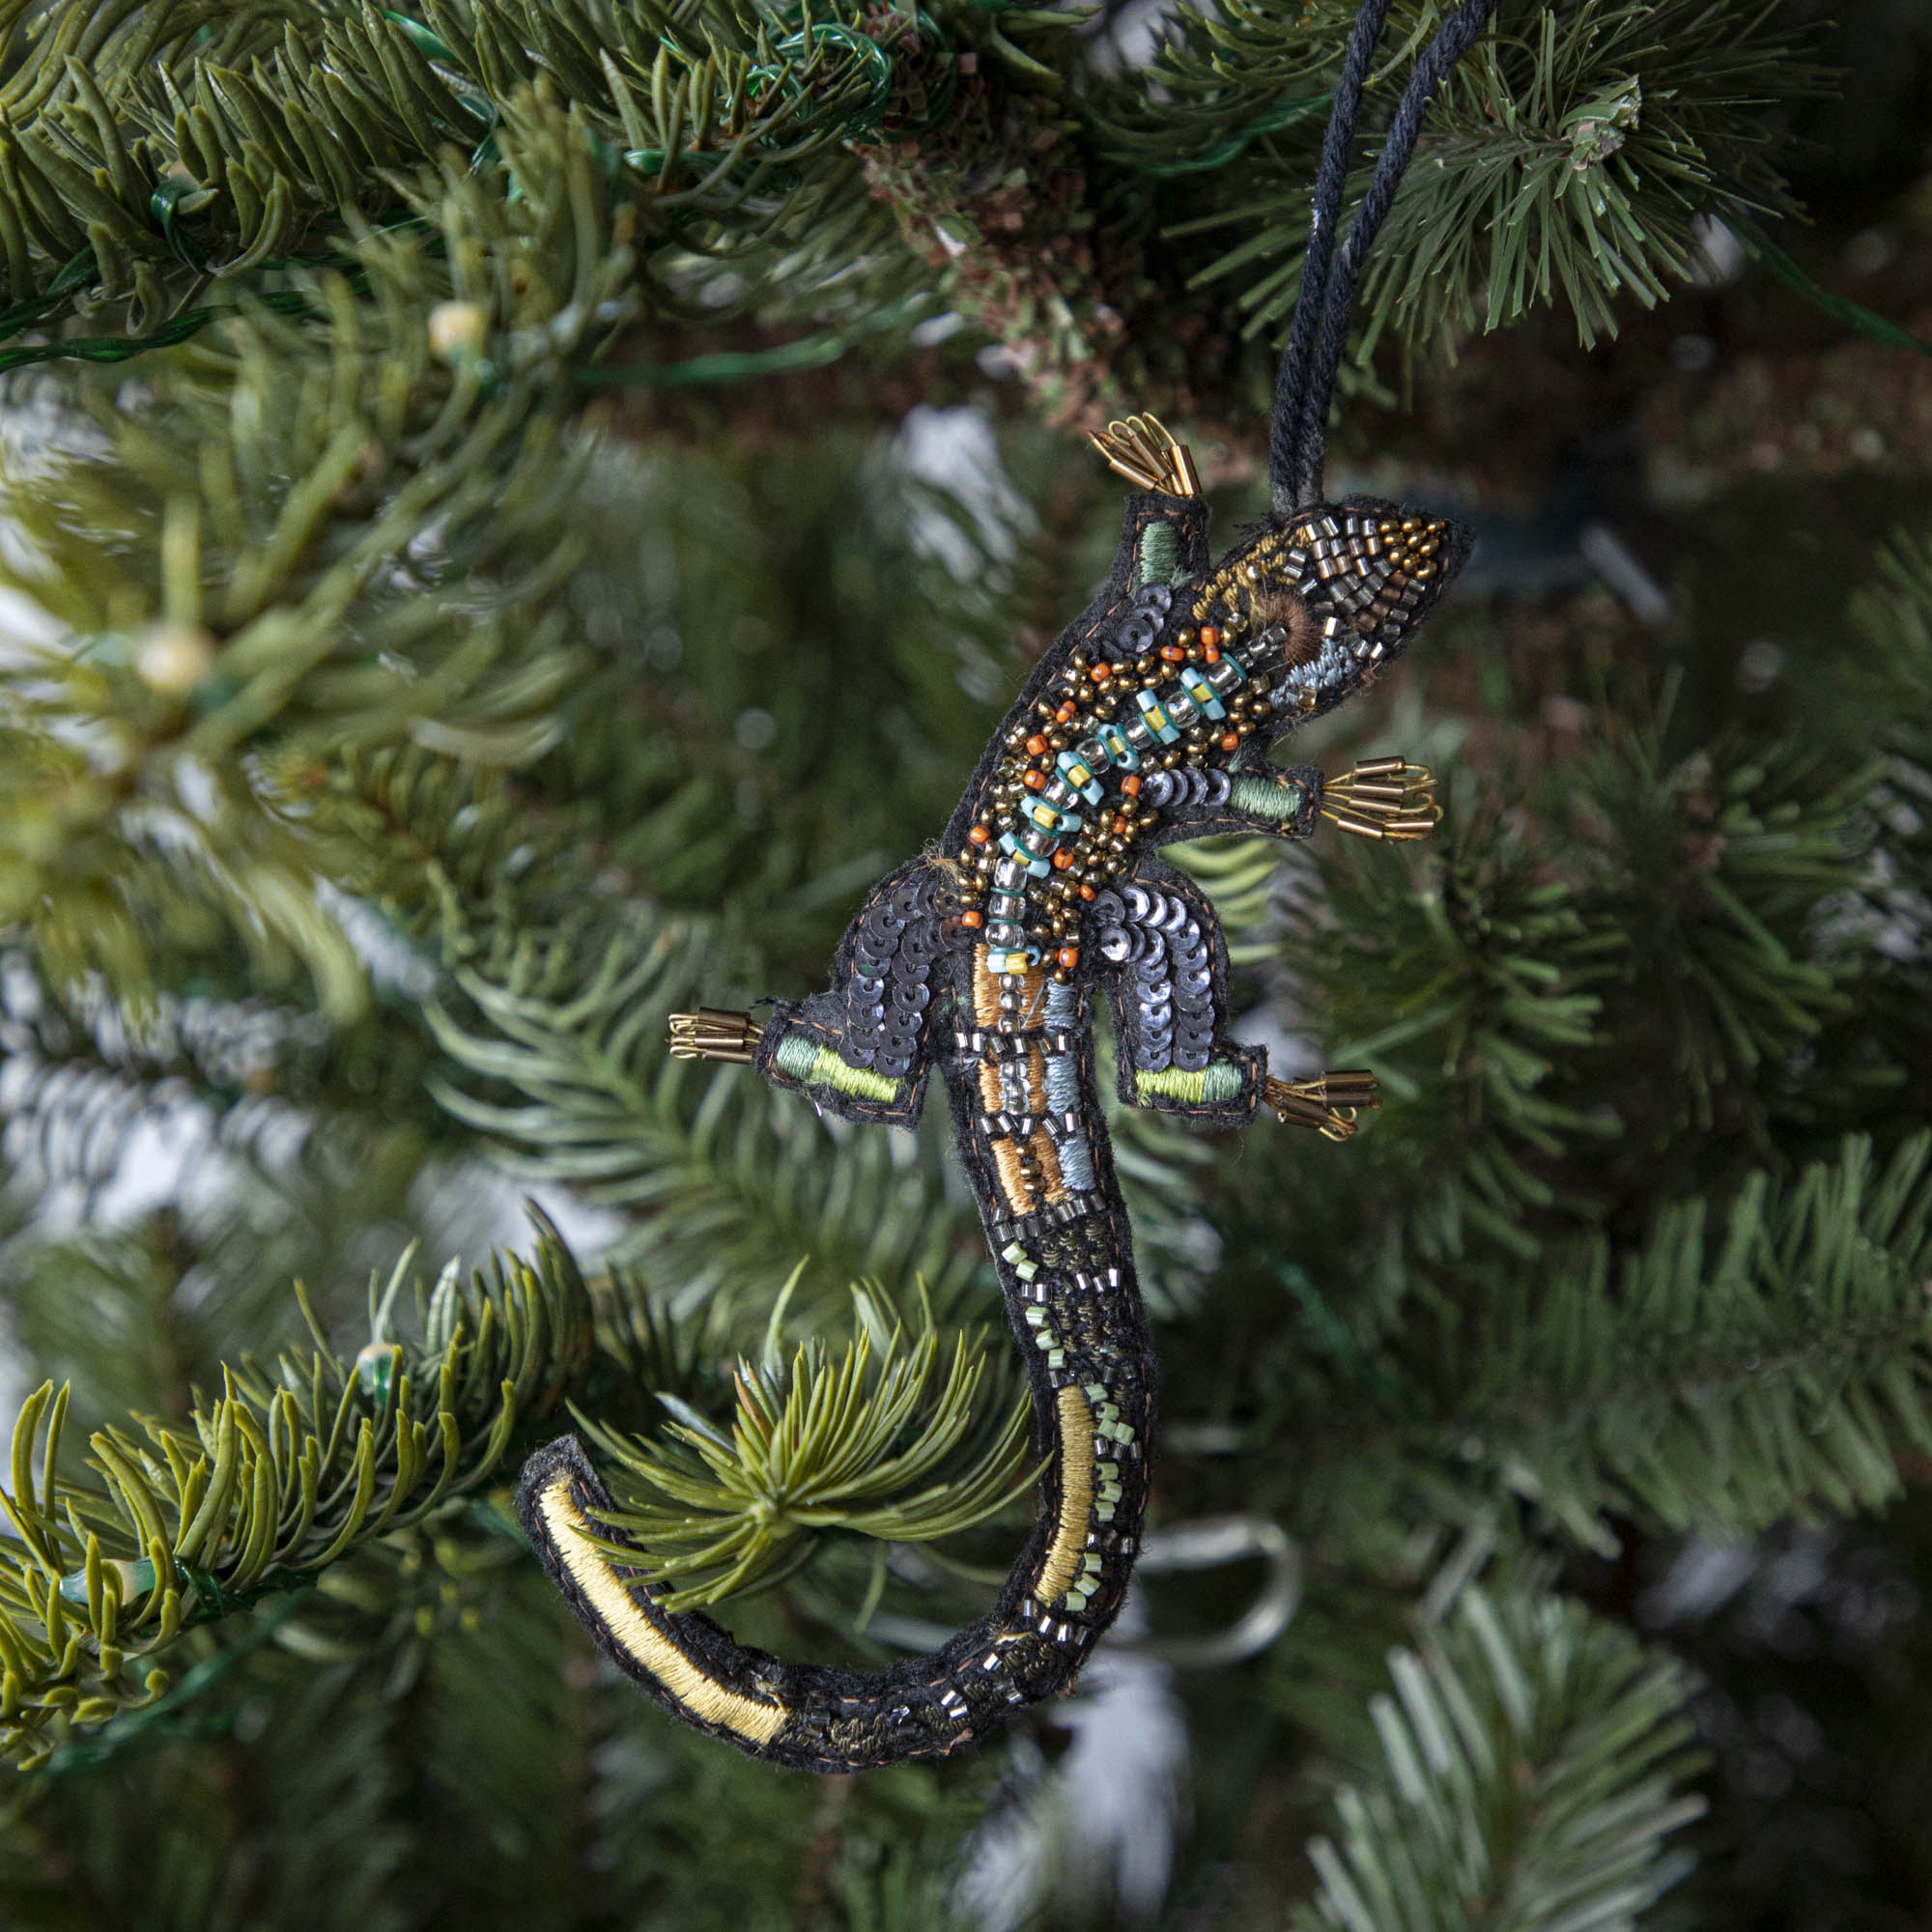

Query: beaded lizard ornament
520;0;1497;1771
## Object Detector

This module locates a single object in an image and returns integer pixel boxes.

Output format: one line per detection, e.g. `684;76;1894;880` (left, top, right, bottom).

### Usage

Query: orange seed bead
961;908;983;928
1024;769;1046;790
1078;883;1096;900
1122;774;1141;796
968;824;991;846
1055;702;1077;724
1058;946;1080;971
1199;626;1221;649
1091;663;1113;683
1052;848;1074;869
1220;730;1240;752
1026;734;1049;756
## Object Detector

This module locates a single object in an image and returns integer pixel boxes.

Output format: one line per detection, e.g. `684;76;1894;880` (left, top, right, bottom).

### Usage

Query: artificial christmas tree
0;0;1927;1924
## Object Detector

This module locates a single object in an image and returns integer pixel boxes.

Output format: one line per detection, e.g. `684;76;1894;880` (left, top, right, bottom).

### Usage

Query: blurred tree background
0;0;1929;1925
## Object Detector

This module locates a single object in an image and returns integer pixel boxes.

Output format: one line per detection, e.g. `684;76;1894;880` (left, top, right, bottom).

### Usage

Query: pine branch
0;1646;425;1923
1855;529;1932;768
1264;699;1878;1283
1448;1133;1932;1546
1563;714;1874;1151
582;1282;1032;1609
1297;1579;1704;1932
1083;0;1349;174
1837;529;1932;1118
0;0;898;346
2;327;1037;1009
0;156;595;1005
0;1218;592;1767
0;91;633;1007
582;1704;991;1928
0;0;1831;470
0;942;455;1212
1287;775;1617;1264
279;745;603;969
1174;0;1812;357
519;423;1028;966
0;1535;593;1918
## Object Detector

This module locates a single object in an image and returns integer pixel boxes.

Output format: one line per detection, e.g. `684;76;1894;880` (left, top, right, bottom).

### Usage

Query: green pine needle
0;1219;592;1767
1298;1579;1704;1932
1458;1133;1932;1546
579;1284;1033;1610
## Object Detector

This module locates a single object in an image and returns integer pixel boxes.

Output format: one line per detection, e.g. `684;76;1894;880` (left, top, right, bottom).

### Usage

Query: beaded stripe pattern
519;423;1474;1771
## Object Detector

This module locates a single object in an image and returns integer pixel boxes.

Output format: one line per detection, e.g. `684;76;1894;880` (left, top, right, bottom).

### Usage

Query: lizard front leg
1138;757;1440;847
1090;414;1210;600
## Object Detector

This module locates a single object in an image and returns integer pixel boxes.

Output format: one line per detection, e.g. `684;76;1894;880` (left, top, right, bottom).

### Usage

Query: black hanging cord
1270;0;1503;514
1266;0;1392;509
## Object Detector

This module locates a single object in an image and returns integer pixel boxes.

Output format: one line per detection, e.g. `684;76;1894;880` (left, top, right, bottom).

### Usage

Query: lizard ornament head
1189;499;1477;743
1083;418;1476;752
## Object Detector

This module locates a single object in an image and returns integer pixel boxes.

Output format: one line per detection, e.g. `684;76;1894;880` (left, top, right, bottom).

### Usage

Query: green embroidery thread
775;1034;902;1102
1136;521;1179;588
1136;1062;1243;1105
1229;774;1304;822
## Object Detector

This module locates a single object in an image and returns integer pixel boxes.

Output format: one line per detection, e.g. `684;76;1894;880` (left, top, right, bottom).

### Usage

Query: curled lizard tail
518;1198;1151;1771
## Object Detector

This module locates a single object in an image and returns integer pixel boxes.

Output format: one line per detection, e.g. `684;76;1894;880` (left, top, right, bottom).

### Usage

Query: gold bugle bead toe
668;1009;762;1065
1321;807;1386;838
1293;1069;1379;1108
1384;813;1441;839
1088;412;1203;497
1264;1070;1378;1139
1266;1089;1337;1129
1323;758;1438;840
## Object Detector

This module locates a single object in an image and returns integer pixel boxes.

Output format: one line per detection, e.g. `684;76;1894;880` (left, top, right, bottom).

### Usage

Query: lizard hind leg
1092;855;1266;1126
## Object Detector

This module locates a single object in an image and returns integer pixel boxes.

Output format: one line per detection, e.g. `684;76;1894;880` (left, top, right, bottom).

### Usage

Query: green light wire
749;20;895;137
1731;216;1932;360
40;1585;318;1778
0;290;314;375
1129;91;1334;178
0;246;96;344
573;295;925;387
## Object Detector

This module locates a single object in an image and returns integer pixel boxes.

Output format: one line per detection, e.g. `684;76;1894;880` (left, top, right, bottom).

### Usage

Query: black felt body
514;0;1503;1769
518;482;1476;1770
